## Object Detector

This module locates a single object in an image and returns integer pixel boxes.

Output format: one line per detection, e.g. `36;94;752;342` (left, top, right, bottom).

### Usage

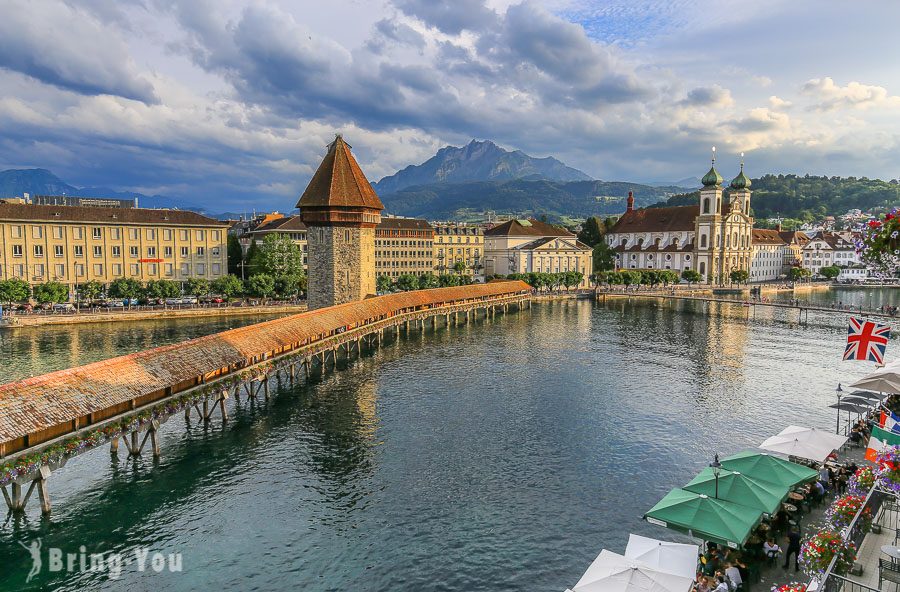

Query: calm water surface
0;314;286;383
0;297;890;591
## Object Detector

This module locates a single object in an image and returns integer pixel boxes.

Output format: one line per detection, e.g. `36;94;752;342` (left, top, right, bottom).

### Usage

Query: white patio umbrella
759;425;848;463
569;550;695;592
849;365;900;394
624;534;699;580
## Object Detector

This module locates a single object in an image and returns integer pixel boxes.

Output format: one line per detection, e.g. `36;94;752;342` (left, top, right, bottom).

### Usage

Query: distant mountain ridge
373;139;592;195
0;168;198;211
379;179;685;221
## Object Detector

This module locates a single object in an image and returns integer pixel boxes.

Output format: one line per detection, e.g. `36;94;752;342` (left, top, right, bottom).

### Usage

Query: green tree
592;241;616;273
452;260;467;274
730;269;750;284
376;275;394;293
211;274;244;299
659;270;680;286
185;278;210;296
76;280;104;304
641;270;660;286
251;234;304;277
562;271;584;290
246;273;275;298
108;278;143;300
145;279;181;299
439;274;461;287
577;216;605;247
396;274;419;291
789;267;811;281
227;234;244;276
33;281;69;304
418;273;439;289
0;278;30;304
273;273;306;299
820;265;841;279
244;240;260;276
682;269;702;286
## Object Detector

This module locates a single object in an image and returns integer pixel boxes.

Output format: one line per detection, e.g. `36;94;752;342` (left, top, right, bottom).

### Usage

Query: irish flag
866;425;900;461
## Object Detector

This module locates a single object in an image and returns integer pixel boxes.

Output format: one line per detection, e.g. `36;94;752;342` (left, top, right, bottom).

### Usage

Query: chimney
776;222;782;231
626;190;634;213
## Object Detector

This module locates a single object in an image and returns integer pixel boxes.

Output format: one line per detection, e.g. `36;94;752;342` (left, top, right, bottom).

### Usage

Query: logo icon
18;539;42;583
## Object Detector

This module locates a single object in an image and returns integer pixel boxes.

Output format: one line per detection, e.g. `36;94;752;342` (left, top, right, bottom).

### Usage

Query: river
0;295;895;591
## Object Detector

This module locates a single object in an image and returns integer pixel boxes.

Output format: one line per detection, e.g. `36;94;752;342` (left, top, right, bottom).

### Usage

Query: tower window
700;235;707;248
703;198;710;214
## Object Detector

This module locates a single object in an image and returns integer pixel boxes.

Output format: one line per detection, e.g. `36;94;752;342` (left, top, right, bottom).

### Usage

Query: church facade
606;157;760;285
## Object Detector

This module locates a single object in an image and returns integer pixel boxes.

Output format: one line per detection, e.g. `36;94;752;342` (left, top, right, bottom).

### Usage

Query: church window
700;235;707;248
703;198;710;214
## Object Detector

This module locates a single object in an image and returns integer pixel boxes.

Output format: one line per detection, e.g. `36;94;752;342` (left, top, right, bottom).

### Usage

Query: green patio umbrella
643;488;762;549
719;450;818;488
683;467;788;516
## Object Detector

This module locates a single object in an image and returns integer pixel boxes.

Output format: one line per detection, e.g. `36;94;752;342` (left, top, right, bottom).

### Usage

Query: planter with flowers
876;446;900;494
799;528;857;577
848;466;877;496
826;494;873;533
771;583;807;592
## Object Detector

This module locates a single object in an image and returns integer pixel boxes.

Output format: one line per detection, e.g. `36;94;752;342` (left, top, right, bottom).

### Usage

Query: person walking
783;528;802;572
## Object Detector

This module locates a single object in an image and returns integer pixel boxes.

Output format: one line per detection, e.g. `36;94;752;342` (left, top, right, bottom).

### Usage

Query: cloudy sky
2;0;900;212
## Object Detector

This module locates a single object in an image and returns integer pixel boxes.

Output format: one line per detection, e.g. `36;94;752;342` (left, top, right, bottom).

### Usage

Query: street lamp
710;453;722;499
835;383;843;434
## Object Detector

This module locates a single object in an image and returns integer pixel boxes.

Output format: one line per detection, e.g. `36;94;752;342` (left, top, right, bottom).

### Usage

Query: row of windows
375;261;433;268
621;253;692;262
7;225;222;242
433;227;481;236
375;240;433;247
434;235;479;243
437;247;478;256
0;262;223;279
8;244;221;258
376;250;432;258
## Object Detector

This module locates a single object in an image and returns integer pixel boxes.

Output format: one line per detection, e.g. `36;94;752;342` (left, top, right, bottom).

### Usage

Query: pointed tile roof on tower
296;135;385;210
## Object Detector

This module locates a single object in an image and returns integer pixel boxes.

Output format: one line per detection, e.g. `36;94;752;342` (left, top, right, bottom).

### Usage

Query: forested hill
653;174;900;220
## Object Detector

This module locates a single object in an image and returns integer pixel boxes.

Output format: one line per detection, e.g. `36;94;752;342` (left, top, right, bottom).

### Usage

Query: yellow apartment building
0;203;230;293
432;222;484;278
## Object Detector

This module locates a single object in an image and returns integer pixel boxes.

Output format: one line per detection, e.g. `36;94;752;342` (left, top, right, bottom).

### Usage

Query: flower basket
826;495;872;533
799;528;857;577
848;466;876;496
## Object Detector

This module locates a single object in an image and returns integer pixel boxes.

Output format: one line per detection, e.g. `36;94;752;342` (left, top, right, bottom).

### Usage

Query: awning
643;488;761;549
759;425;848;463
682;467;788;516
719;450;819;488
849;365;900;394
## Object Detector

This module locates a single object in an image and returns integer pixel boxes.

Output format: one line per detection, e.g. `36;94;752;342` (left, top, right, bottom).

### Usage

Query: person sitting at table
712;575;729;592
763;538;782;564
724;562;743;592
696;576;711;592
849;428;863;444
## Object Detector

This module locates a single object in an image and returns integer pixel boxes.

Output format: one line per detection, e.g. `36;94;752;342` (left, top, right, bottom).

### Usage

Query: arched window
700;235;707;248
703;198;710;214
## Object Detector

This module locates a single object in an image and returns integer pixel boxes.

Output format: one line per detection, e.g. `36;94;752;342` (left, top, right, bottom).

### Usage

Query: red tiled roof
779;231;809;246
0;203;228;227
608;206;699;234
296;136;385;211
484;218;573;237
752;229;786;245
0;282;530;445
253;215;308;233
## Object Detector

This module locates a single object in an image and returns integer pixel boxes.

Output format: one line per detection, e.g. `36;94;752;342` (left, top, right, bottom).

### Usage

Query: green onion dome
701;166;723;187
730;164;751;190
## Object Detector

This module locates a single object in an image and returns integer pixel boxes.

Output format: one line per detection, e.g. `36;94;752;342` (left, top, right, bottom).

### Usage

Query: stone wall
307;225;376;310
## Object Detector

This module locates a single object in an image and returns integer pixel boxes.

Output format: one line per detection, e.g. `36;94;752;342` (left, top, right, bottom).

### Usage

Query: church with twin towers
605;149;772;285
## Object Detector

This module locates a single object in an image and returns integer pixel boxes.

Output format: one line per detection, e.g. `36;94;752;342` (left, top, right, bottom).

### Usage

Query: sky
2;0;900;212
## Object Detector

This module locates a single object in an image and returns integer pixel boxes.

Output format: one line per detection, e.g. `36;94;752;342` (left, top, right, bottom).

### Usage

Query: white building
802;232;860;275
483;218;592;287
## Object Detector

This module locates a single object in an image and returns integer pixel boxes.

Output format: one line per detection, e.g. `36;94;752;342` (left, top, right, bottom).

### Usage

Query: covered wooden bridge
0;281;531;515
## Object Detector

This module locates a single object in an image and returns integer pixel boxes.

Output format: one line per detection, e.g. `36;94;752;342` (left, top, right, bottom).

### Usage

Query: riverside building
0;202;229;291
432;222;484;279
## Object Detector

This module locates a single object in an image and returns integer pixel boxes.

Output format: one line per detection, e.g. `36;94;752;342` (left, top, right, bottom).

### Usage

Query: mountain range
0;168;198;211
372;139;592;195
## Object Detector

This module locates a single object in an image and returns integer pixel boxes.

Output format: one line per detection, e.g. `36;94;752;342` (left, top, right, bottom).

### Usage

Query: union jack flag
844;317;891;364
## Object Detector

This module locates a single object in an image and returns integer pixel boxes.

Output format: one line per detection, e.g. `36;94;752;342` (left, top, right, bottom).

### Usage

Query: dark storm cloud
0;0;158;104
393;0;497;34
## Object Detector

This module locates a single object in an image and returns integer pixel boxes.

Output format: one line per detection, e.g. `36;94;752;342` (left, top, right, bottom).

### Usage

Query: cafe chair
879;558;900;590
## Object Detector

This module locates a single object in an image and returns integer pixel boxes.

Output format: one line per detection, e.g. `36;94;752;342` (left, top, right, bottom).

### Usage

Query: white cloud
801;77;900;111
